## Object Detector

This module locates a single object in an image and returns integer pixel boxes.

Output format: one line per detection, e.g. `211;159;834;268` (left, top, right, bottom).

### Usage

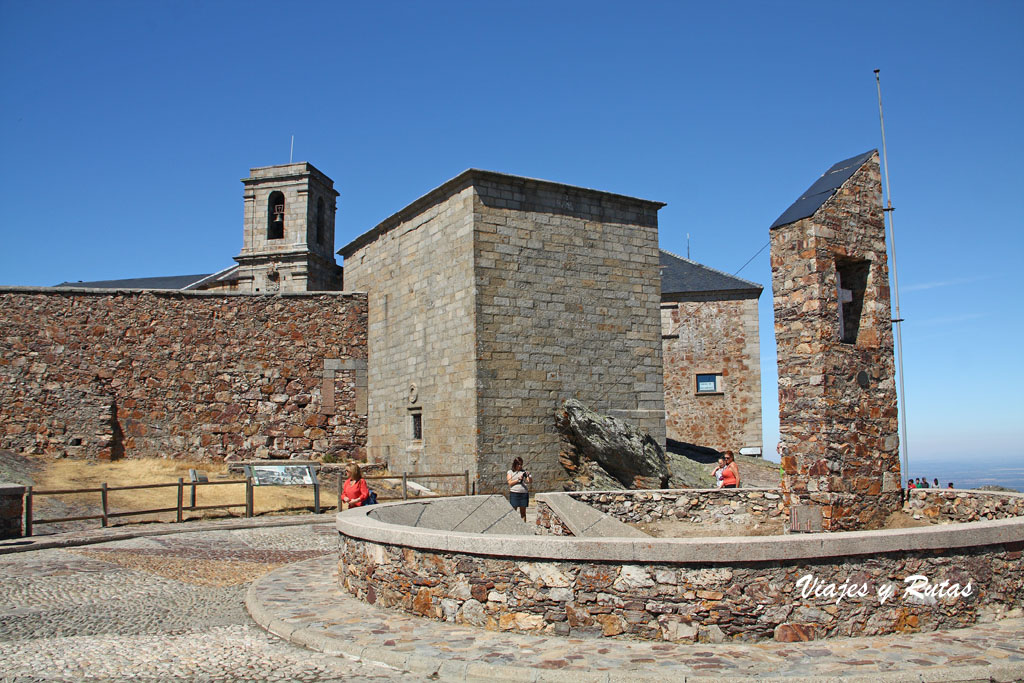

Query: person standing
341;463;369;509
507;457;532;521
712;458;727;488
720;452;740;489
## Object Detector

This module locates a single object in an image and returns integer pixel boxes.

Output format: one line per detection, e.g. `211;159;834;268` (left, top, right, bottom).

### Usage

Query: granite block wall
770;152;901;530
0;289;367;462
662;296;761;453
473;176;665;493
341;187;478;487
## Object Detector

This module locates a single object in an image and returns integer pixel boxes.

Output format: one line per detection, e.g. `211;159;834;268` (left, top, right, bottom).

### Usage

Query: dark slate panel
769;150;876;229
659;250;762;296
55;274;213;290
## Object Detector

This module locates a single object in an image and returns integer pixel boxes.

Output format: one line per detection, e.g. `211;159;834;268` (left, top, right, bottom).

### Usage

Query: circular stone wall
336;490;1024;643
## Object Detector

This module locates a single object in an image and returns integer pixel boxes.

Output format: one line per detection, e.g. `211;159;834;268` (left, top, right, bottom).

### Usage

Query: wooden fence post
245;477;253;518
337;475;343;510
402;472;408;500
101;482;108;528
464;469;469;496
24;486;32;538
176;478;183;523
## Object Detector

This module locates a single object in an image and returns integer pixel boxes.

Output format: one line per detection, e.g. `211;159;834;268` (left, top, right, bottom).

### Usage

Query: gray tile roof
770;150;876;229
55;274;213;290
659;250;762;297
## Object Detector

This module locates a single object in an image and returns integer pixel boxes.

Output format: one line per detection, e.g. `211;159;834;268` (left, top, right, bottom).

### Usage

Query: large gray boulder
555;399;671;490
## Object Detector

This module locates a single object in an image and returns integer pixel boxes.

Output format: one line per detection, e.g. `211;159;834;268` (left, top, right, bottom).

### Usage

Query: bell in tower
235;162;342;293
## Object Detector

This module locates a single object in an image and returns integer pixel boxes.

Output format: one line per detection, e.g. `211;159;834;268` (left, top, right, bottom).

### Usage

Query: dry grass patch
33;457;326;525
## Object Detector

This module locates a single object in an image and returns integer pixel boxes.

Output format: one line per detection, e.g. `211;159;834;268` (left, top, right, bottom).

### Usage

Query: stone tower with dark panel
235;162;343;293
769;150;902;531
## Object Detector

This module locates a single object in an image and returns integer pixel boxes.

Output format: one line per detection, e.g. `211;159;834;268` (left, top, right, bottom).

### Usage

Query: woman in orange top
341;463;370;508
720;451;740;489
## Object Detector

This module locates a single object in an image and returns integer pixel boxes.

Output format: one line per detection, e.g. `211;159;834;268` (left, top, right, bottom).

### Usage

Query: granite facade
341;171;666;494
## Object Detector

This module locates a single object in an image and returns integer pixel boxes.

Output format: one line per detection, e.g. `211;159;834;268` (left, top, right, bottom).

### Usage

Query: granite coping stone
337;494;1024;563
538;492;648;538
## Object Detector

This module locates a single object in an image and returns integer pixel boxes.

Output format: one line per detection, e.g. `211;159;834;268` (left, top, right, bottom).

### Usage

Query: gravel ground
0;524;409;681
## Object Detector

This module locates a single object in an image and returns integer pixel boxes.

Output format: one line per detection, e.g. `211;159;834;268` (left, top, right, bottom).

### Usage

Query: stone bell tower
769;150;902;532
235;162;343;293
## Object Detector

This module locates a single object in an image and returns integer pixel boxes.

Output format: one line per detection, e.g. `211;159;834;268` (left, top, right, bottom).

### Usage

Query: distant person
948;482;954;489
720;452;739;489
934;478;939;488
908;479;916;489
713;458;727;488
341;463;369;509
507;457;532;521
919;477;929;489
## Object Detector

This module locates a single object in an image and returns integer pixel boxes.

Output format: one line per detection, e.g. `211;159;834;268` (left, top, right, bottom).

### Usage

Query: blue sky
2;1;1022;471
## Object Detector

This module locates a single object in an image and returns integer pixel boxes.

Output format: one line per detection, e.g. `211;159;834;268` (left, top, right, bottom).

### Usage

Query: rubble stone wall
0;288;367;462
770;152;901;530
338;534;1023;644
473;177;665;494
538;489;785;529
662;296;761;453
906;489;1024;523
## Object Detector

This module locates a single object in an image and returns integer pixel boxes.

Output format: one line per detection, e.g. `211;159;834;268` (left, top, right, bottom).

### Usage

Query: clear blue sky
2;1;1022;471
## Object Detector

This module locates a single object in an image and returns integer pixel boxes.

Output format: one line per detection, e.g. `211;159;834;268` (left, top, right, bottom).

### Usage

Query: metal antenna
687;233;690;259
875;69;910;488
289;135;294;164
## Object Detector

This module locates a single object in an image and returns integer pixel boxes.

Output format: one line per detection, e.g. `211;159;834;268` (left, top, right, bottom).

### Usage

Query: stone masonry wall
906;489;1024;523
536;489;1024;535
771;153;901;531
662;296;761;453
473;178;665;494
339;535;1023;643
342;188;478;489
549;489;784;526
0;289;367;462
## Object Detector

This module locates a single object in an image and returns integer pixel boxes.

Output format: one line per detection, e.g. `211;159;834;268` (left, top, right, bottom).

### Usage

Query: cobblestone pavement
2;516;1023;682
0;519;409;681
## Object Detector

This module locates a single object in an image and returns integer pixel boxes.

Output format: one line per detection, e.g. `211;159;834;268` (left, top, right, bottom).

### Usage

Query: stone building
770;150;901;531
340;170;666;493
660;250;762;455
13;162;766;491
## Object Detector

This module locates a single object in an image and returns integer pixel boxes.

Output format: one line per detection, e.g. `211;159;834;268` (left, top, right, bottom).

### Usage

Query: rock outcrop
555;399;671;490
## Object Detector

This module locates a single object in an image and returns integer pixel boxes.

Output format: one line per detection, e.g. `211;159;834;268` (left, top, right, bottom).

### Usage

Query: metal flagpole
874;69;910;488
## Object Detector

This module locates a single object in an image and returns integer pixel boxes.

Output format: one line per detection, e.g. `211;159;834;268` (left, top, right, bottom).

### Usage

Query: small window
410;411;422;441
696;373;722;394
267;191;285;240
836;258;870;344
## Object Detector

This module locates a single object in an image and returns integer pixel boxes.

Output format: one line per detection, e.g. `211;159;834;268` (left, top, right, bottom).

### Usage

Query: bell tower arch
235;162;342;292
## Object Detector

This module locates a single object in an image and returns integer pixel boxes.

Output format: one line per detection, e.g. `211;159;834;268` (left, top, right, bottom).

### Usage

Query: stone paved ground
2;516;1023;682
0;521;408;681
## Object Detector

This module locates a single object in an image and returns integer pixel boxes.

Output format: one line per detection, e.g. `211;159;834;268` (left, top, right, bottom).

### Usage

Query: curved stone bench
336;490;1024;643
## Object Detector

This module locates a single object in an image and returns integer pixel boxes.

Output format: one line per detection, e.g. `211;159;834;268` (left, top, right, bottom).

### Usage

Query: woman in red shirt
720;452;740;489
341;464;370;508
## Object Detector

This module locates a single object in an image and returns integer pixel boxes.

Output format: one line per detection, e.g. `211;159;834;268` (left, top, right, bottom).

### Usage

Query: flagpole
874;69;910;488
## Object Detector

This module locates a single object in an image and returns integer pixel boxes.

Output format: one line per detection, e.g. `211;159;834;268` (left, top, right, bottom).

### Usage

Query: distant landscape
902;455;1024;492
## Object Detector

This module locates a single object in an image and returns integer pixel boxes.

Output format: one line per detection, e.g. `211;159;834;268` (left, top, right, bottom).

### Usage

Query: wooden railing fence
24;468;473;536
24;478;251;537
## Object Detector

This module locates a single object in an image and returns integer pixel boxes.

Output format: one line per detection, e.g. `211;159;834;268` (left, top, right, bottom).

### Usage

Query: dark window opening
267;191;285;240
411;411;422;441
836;258;870;344
696;373;722;394
316;197;325;245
